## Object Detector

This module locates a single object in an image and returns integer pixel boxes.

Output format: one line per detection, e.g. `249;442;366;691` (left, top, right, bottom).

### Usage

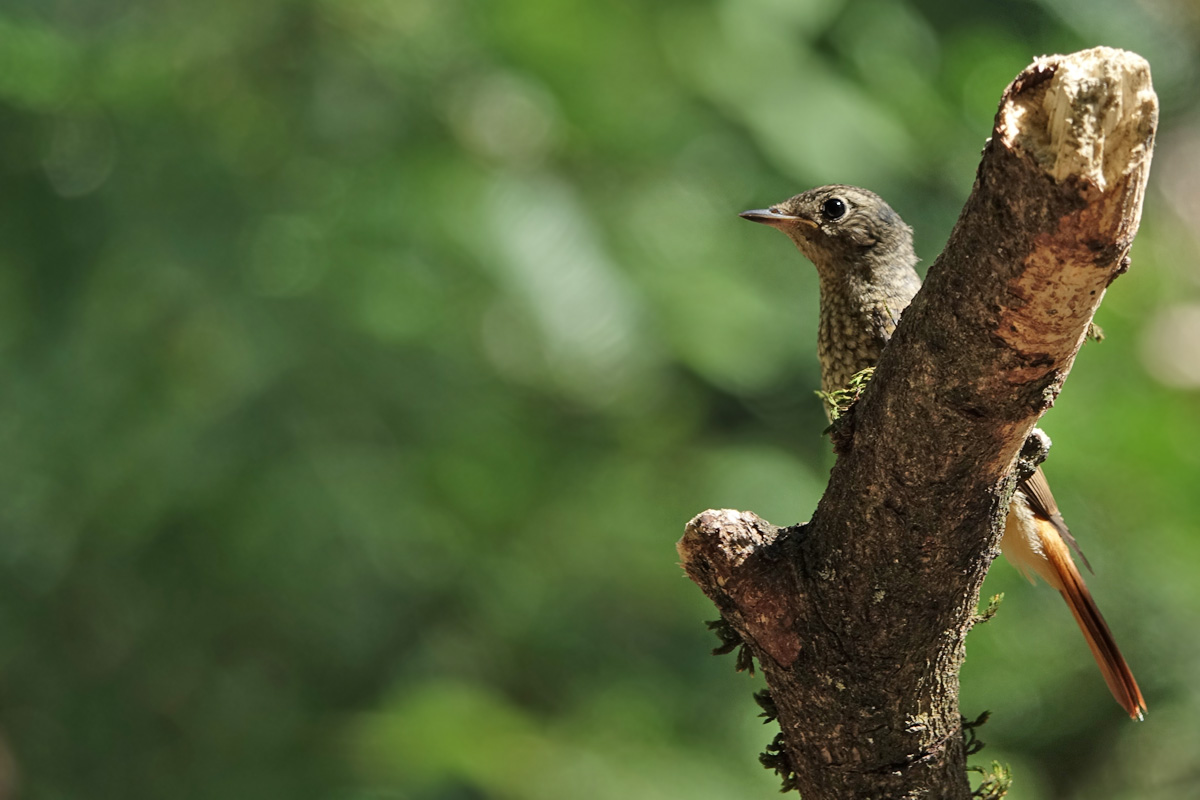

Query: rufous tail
1038;517;1147;720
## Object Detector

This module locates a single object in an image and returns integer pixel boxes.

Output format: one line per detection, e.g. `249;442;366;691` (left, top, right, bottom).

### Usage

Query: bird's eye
822;198;846;220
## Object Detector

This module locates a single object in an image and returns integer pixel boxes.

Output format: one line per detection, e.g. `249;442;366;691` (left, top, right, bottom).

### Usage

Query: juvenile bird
740;184;1146;720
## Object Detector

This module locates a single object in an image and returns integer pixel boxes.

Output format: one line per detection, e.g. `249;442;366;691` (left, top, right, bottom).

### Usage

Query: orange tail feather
1038;518;1146;720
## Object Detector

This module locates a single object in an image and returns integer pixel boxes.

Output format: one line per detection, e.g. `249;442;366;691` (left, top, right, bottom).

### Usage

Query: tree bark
678;47;1157;799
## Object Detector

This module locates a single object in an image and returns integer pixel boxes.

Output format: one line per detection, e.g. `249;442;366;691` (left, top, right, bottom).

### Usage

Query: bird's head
740;184;914;273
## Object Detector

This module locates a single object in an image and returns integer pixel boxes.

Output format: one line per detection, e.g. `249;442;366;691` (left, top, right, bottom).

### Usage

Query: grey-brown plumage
741;184;1146;720
739;185;921;394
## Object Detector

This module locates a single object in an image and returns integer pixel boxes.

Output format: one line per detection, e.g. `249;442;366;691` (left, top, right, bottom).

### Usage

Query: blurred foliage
1;1;1199;798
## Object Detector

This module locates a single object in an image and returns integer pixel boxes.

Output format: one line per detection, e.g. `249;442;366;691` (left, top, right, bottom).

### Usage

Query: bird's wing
1018;466;1094;574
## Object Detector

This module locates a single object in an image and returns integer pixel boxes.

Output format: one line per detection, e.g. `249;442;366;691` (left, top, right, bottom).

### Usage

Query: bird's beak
739;208;818;229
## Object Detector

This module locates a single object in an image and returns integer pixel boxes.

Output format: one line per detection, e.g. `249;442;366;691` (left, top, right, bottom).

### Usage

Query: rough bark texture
678;48;1156;799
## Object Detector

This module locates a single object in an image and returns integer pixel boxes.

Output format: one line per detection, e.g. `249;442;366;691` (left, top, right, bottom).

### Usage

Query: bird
739;184;1146;720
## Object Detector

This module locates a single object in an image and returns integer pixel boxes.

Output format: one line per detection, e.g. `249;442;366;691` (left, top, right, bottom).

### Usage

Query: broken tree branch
678;47;1157;799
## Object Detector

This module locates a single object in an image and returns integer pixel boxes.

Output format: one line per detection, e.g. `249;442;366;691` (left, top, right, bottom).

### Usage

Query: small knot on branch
678;510;805;668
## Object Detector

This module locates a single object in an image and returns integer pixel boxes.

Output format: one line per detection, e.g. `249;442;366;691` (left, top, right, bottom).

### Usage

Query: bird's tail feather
1039;519;1146;720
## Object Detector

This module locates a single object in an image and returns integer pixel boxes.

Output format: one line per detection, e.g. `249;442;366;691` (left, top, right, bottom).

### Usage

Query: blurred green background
1;0;1198;798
